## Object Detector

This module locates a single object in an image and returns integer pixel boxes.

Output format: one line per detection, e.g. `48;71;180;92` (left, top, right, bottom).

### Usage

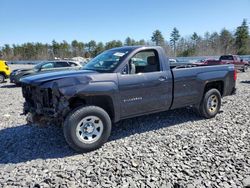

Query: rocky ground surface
0;65;249;188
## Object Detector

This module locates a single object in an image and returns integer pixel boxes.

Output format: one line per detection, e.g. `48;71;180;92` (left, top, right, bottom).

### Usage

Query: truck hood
20;69;98;86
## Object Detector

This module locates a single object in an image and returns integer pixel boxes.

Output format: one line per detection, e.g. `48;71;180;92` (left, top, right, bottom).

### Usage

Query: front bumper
10;72;16;82
10;76;15;83
5;68;11;78
10;73;20;84
22;84;70;119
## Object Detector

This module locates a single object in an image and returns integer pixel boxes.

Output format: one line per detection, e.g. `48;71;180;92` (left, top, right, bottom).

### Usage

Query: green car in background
10;60;82;86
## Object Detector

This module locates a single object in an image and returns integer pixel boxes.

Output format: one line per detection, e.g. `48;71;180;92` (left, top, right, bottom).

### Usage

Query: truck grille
22;85;53;110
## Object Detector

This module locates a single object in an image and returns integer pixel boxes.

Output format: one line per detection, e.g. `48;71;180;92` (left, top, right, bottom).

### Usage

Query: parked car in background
243;57;250;65
169;58;177;63
0;60;11;83
10;60;82;85
193;55;249;72
168;58;191;68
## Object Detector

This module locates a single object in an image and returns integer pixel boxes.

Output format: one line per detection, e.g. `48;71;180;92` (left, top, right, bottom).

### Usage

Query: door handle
159;76;167;81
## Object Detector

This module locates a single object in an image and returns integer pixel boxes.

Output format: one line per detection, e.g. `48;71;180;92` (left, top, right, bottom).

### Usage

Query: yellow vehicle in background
0;60;11;83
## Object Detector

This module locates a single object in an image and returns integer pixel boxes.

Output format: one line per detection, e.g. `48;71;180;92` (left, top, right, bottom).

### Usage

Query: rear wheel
63;106;112;152
0;74;5;83
197;89;221;119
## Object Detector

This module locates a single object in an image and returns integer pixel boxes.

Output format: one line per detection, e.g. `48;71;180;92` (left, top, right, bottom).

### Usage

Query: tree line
0;38;146;61
152;19;249;57
0;19;249;60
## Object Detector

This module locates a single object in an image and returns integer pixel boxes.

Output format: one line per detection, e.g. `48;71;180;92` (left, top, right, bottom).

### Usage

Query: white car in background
169;58;177;63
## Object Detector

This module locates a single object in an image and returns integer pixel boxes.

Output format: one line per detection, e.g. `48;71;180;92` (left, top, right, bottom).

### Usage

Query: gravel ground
0;65;249;188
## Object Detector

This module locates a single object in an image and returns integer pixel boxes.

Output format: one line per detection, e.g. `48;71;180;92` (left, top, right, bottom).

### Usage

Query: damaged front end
22;83;70;125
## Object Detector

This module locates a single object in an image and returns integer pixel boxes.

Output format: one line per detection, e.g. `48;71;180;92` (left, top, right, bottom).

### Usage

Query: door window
125;50;160;74
54;61;70;68
41;62;54;69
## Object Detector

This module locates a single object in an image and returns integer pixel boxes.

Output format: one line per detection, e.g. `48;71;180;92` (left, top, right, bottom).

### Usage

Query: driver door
118;50;172;118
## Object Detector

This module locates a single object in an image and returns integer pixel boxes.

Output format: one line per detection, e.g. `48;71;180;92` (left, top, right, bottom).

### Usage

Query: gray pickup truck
20;46;236;152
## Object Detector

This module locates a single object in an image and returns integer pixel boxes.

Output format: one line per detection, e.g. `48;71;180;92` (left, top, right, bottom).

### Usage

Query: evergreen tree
77;42;84;56
87;40;97;57
2;44;12;59
151;30;165;46
220;28;234;54
71;40;79;57
52;40;60;58
191;32;200;46
60;40;71;58
138;39;146;45
105;40;123;50
191;32;199;41
125;37;133;46
209;32;220;54
93;42;104;57
170;27;180;56
235;19;249;55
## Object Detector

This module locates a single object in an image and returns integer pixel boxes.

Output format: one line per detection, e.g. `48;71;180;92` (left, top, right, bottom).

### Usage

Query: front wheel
197;89;221;119
63;106;112;152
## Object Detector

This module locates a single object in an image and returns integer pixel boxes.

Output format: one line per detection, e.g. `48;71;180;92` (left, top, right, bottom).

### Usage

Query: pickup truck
196;55;249;72
20;46;236;152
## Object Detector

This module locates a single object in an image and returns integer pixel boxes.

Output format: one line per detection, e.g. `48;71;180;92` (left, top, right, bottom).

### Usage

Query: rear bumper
5;70;11;78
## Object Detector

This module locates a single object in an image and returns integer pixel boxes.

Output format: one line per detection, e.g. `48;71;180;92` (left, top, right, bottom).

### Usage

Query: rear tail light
234;69;237;81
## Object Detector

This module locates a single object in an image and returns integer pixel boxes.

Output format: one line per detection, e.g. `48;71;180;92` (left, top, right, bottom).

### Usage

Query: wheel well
204;81;224;96
68;96;115;121
0;72;6;78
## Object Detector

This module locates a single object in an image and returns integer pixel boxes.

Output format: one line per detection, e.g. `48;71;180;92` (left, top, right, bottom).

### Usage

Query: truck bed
170;64;235;109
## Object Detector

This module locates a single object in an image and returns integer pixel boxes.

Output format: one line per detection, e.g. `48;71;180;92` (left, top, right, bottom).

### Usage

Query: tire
0;74;5;83
197;89;221;119
63;106;112;152
242;65;247;72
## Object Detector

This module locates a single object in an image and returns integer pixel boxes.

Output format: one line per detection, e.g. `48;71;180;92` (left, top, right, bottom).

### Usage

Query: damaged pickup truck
20;46;237;152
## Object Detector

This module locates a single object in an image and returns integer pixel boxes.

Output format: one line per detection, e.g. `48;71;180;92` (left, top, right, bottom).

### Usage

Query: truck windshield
82;49;130;72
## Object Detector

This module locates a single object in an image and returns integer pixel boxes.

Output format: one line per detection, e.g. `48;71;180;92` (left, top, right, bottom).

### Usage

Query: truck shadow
0;124;75;164
0;84;19;88
110;108;203;141
0;108;202;164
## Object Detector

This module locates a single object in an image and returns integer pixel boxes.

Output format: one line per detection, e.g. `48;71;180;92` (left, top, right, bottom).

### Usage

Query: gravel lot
0;65;249;188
